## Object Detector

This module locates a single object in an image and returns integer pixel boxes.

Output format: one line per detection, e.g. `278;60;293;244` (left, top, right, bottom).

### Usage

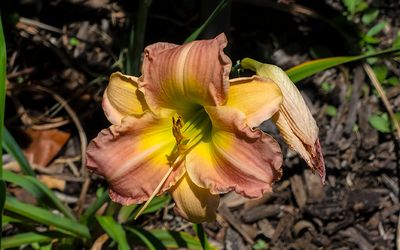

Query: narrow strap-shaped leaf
2;128;35;176
184;0;231;43
193;223;210;250
130;0;152;75
150;229;218;250
4;196;90;239
96;216;130;250
3;170;76;220
2;215;23;227
0;14;7;247
285;46;400;83
1;232;65;249
125;227;158;250
80;188;110;224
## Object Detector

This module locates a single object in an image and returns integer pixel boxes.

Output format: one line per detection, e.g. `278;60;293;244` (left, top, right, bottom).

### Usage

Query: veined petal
86;112;185;205
170;174;220;223
103;72;148;125
241;58;325;182
140;33;231;114
186;106;283;198
228;76;283;127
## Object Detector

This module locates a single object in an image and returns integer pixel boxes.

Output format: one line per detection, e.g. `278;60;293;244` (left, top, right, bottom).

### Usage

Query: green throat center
171;108;211;155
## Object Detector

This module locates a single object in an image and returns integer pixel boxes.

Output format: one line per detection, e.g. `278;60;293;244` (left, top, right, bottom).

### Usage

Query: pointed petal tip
313;138;326;185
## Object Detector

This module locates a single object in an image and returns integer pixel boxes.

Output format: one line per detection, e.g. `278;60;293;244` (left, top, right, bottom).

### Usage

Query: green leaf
2;128;36;176
253;239;268;250
184;0;231;43
366;22;386;37
0;15;7;246
69;37;79;46
118;204;137;223
372;64;388;82
3;170;76;220
362;35;380;44
4;196;90;239
124;195;170;222
193;223;210;250
1;232;56;249
368;113;391;133
325;105;337;117
393;31;400;48
342;0;367;15
150;229;218;250
284;46;400;83
395;112;400;123
81;188;110;224
96;216;130;250
362;9;379;25
142;195;170;214
386;76;400;86
2;215;23;227
126;227;158;250
130;0;152;76
321;82;334;93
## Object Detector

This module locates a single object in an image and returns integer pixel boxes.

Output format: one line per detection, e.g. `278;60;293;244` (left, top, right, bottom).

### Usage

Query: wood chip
220;192;249;208
218;204;254;244
304;169;324;201
258;219;275;239
290;175;307;208
339;227;373;250
225;227;246;250
243;192;273;210
242;204;281;223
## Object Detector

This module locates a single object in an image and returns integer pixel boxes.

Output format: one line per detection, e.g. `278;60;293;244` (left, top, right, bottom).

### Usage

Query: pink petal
170;174;220;223
140;33;231;114
86;113;185;204
185;106;283;198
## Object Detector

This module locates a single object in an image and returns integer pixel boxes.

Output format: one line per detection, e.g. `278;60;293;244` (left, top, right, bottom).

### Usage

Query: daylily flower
86;34;324;223
241;58;326;182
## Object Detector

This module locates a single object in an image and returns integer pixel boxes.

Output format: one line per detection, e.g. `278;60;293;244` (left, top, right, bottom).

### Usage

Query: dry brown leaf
38;175;66;191
8;187;37;204
91;234;109;250
24;128;70;166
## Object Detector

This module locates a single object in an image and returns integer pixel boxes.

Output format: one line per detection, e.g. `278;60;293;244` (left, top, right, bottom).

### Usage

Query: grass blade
4;196;90;239
126;227;157;250
3;170;76;220
1;232;57;249
96;216;130;250
81;188;110;224
131;0;152;76
285;46;400;83
193;223;210;250
150;229;218;250
2;215;23;227
184;0;231;43
0;14;7;247
2;128;35;176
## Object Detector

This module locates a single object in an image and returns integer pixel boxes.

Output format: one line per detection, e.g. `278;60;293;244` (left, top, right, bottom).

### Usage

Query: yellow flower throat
171;108;211;155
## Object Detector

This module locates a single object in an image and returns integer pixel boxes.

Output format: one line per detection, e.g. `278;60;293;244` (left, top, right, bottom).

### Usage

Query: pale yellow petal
170;174;220;223
228;76;282;127
103;72;148;125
